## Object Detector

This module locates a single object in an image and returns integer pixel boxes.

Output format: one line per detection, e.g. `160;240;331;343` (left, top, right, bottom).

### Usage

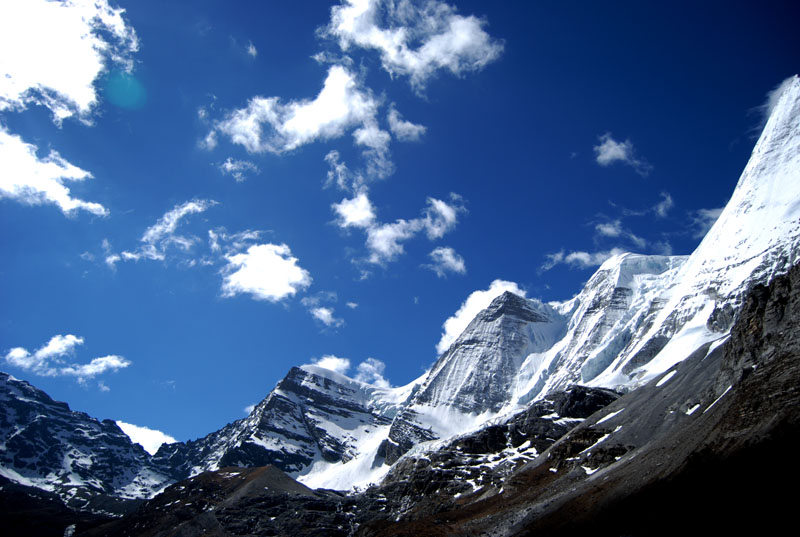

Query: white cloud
4;334;130;383
422;195;462;238
110;199;217;265
213;65;383;154
244;404;256;414
246;40;258;58
541;247;627;271
59;355;131;381
310;306;345;328
594;219;646;250
757;75;796;127
221;243;312;302
0;126;108;216
692;207;724;238
218;158;260;182
653;192;674;218
426;246;466;277
116;421;177;456
357;193;465;265
208;228;262;255
332;191;376;228
312;354;352;375
346;301;359;309
354;357;391;388
593;133;652;176
595;220;623;238
324;0;503;91
366;218;421;264
0;0;138;123
437;279;526;354
387;105;426;141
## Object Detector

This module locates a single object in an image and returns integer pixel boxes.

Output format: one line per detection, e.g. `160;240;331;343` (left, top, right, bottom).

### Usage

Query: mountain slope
152;365;418;487
0;372;172;512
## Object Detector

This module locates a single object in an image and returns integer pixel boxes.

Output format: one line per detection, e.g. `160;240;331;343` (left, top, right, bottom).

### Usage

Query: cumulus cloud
0;126;108;216
4;334;130;383
352;193;465;265
108;199;217;266
116;421;177;455
387;105;426;141
541;247;627;271
332;191;376;228
425;246;466;277
0;0;138;123
437;280;526;354
218;158;260;182
312;354;352;375
212;65;384;154
324;0;503;91
354;357;391;388
593;133;652;177
221;243;312;302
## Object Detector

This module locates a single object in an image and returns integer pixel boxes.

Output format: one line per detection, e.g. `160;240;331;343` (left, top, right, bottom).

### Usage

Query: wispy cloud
323;0;503;91
218;157;260;182
358;193;466;266
302;292;345;328
387;104;426;141
246;40;258;58
541;247;626;271
691;207;724;238
754;75;796;129
4;334;130;385
107;199;217;266
425;246;466;277
594;133;652;177
653;192;674;218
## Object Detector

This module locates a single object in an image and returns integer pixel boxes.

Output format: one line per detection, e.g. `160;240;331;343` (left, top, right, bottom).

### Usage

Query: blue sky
1;0;798;447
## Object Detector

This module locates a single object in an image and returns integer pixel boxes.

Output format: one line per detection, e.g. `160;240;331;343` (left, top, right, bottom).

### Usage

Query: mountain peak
481;291;549;323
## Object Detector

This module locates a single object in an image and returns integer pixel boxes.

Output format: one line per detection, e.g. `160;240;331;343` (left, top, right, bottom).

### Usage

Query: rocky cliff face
152;365;413;482
0;372;171;512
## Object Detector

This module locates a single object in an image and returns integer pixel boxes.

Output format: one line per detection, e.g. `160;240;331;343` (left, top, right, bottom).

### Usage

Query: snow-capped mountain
152;364;419;489
0;76;797;523
0;372;172;512
378;75;800;463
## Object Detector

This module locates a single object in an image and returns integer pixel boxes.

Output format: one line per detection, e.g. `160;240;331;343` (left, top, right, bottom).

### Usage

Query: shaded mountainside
0;372;171;511
153;365;412;481
70;386;620;537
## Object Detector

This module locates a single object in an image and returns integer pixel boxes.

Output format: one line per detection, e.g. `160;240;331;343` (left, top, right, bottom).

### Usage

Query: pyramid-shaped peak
482;291;548;323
